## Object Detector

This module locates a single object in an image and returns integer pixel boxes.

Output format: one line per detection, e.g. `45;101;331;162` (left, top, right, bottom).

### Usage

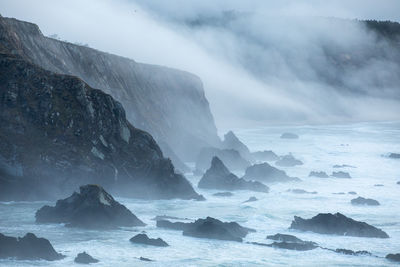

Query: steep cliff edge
0;16;220;161
0;52;202;201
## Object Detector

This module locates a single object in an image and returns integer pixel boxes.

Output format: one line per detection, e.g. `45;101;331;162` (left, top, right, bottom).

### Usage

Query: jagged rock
140;257;154;262
0;53;202;201
289;189;317;194
243;163;299;183
0;16;220;162
0;233;64;261
333;164;356;168
351;197;380;206
195;147;251;172
243;197;258;203
157;217;255;242
198;157;269;193
309;171;329;178
275;154;303;167
331;171;352;178
213;192;233;197
386;253;400;262
335;249;371;256
388;153;400;159
348;191;357;195
251;150;279;162
35;185;145;229
280;133;299;139
74;252;99;264
222;131;251;160
130;234;168;247
290;212;389;238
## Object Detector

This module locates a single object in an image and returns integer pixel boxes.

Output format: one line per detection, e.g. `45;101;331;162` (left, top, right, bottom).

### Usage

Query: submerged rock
253;233;317;251
290;212;389;238
35;185;145;229
0;233;64;261
140;257;154;262
195;147;251;172
243;163;299;183
157;217;255;242
266;233;305;243
333;164;356;168
74;252;99;264
275;154;303;167
335;249;371;256
222;131;251;160
243;197;258;203
130;234;169;247
348;191;357;195
309;171;329;178
198;157;269;193
374;184;384;187
351;197;380;206
251;150;279;162
151;215;190;221
289;189;317;194
331;171;352;178
213;192;234;197
388;153;400;159
280;133;299;139
386;253;400;262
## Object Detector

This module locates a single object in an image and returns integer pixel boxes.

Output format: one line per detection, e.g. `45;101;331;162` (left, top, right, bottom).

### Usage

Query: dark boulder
35;184;145;229
213;192;234;197
335;249;371;256
386;253;400;262
290;212;389;238
74;252;99;264
195;147;251;172
0;233;64;261
276;154;303;167
331;171;352;178
243;197;258;203
280;133;299;139
157;217;254;242
140;257;154;262
251;151;279;162
222;131;251;160
289;189;317;194
130;234;168;247
309;171;329;178
243;163;299;183
198;157;269;193
351;197;380;206
388;153;400;159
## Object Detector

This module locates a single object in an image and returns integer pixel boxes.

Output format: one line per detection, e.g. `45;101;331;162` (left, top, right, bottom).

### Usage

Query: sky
1;0;400;129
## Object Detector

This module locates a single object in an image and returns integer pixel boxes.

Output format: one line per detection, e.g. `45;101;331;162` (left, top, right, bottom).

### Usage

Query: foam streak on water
1;121;399;266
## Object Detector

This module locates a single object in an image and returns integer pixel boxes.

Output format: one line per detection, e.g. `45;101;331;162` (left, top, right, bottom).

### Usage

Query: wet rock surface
198;157;269;193
130;234;169;247
0;233;64;261
243;163;299;183
74;252;99;264
386;253;400;262
35;185;145;229
290;213;389;238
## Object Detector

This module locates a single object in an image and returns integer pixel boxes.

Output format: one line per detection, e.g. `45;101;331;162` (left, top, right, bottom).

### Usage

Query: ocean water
1;121;399;266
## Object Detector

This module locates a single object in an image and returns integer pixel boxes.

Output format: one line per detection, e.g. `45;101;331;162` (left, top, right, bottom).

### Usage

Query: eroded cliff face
0;16;220;161
0;52;202;201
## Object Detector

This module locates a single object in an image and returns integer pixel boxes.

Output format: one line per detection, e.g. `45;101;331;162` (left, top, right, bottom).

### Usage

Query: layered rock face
36;185;145;228
0;16;220;161
0;53;202;200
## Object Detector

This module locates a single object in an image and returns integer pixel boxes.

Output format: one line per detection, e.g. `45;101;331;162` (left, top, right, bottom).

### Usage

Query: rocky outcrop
74;252;99;264
198;157;269;193
157;216;254;242
334;249;371;256
331;171;352;178
252;233;317;251
251;150;279;162
308;171;329;178
0;53;202;201
243;163;299;183
280;133;299;139
351;197;380;206
213;192;233;197
130;234;169;247
290;213;389;238
275;154;303;167
195;147;251;172
221;131;251;160
0;233;64;261
386;253;400;262
35;185;145;228
0;16;220;161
